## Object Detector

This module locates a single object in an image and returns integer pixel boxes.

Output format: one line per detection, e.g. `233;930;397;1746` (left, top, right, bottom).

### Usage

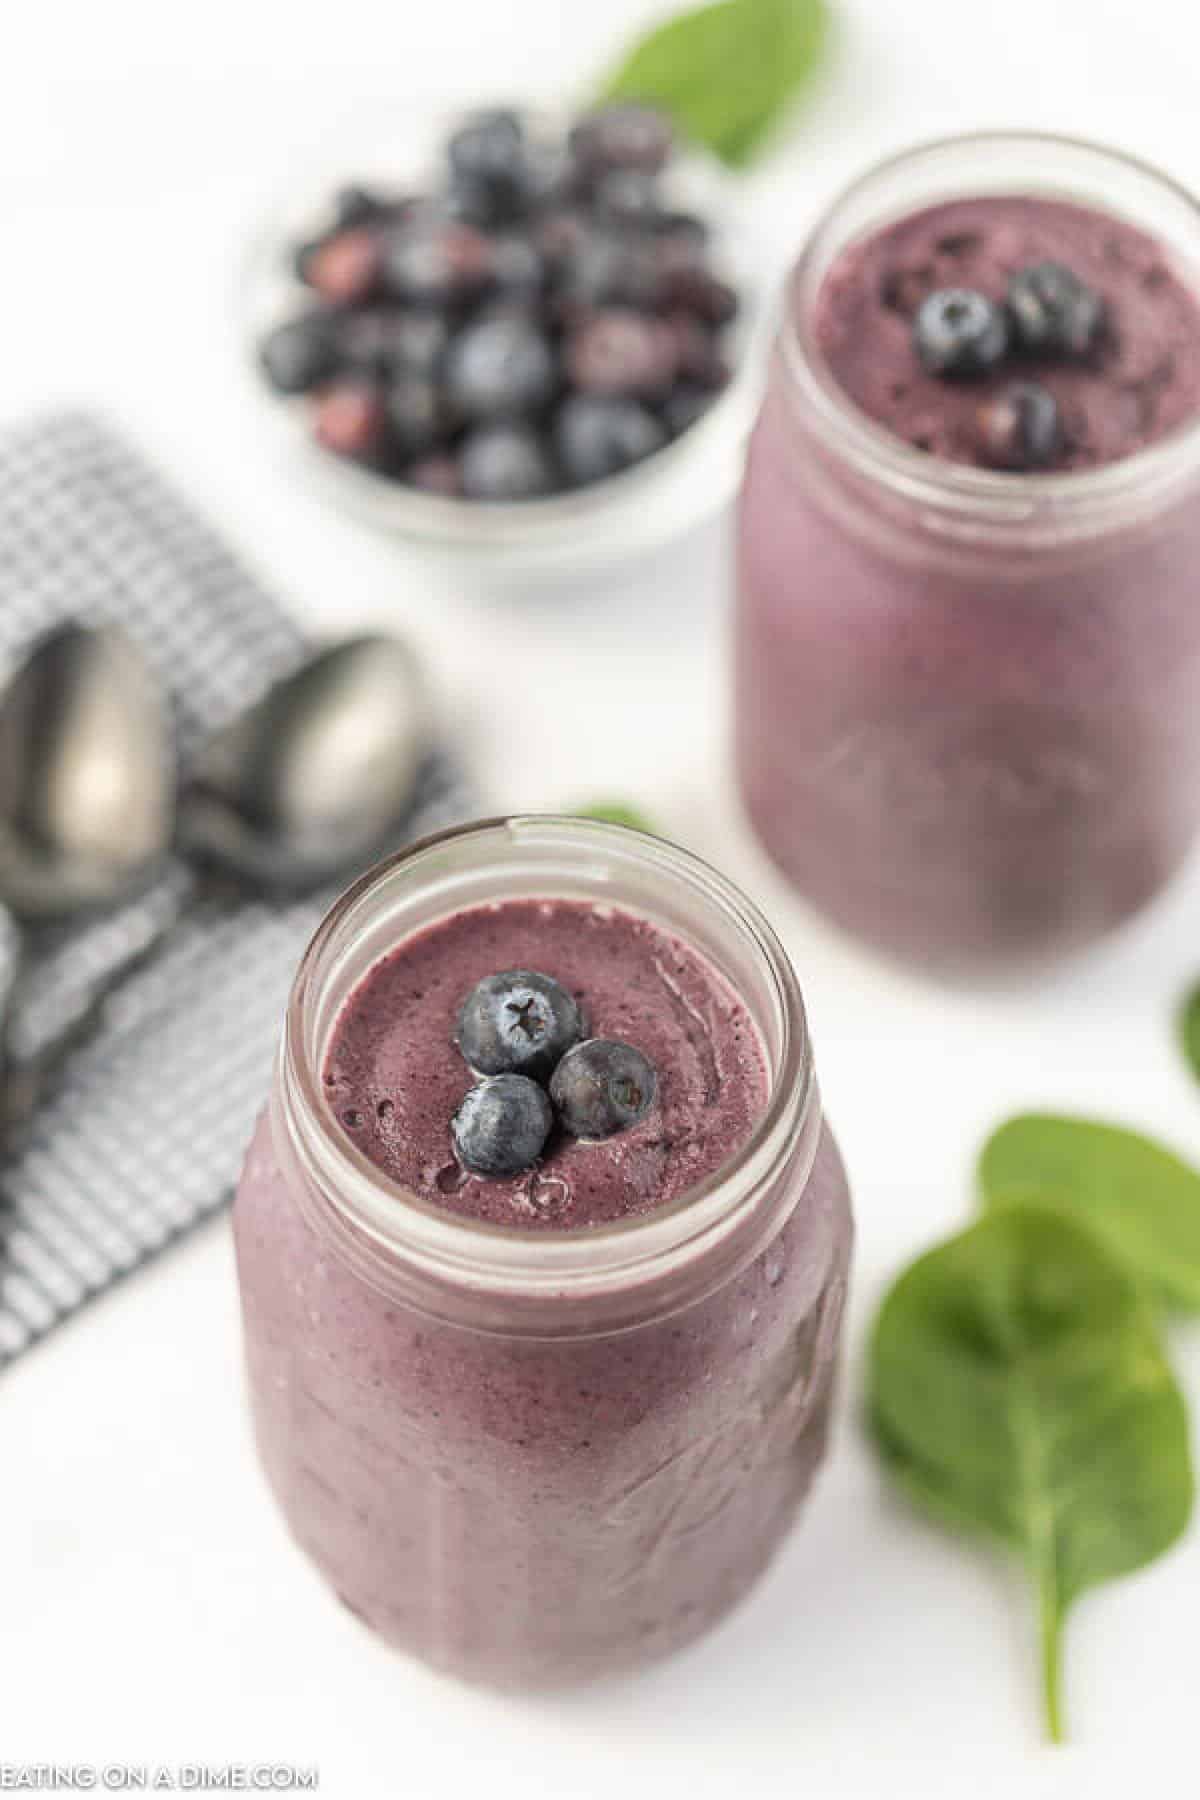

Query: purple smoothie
735;144;1200;972
234;880;851;1687
816;195;1200;468
323;899;767;1228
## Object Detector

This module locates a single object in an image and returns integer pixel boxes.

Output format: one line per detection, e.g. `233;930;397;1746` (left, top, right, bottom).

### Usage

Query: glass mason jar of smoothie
736;133;1200;974
233;817;852;1689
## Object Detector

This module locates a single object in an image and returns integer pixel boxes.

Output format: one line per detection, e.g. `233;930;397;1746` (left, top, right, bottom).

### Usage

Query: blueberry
659;268;739;325
491;234;547;297
534;208;591;270
557;232;663;314
403;452;463;497
913;288;1009;379
452;1074;553;1177
333;184;387;228
448;110;526;203
382;221;493;305
460;423;556;500
259;315;336;394
337;308;449;379
445;314;558;420
593;169;663;230
555;394;666;485
663;383;717;437
311;380;387;461
1007;262;1106;361
664;311;727;387
384;375;448;456
570;104;674;174
566;308;678;397
976;381;1062;471
456;969;585;1081
549;1039;658;1139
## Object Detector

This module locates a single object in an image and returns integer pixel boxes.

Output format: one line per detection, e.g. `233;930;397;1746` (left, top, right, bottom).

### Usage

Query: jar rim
779;130;1200;542
275;816;818;1333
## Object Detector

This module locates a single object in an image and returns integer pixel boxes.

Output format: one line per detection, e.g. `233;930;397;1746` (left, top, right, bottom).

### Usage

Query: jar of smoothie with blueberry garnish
233;817;852;1688
735;133;1200;973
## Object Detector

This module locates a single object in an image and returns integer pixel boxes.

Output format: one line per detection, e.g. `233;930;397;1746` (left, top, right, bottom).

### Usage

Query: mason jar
233;817;852;1689
735;133;1200;975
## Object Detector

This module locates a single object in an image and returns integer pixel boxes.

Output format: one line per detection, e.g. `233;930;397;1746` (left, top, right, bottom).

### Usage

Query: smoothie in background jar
735;134;1200;975
234;818;852;1688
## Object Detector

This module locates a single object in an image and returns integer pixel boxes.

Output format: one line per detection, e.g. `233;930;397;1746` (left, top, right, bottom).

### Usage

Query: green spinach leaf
868;1206;1193;1742
979;1113;1200;1311
575;801;658;835
1178;979;1200;1086
598;0;830;168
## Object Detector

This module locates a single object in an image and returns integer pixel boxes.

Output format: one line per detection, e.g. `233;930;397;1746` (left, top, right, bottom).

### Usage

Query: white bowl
240;102;773;579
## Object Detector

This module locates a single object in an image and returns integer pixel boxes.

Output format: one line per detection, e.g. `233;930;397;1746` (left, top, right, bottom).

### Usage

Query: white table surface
4;1;1200;1791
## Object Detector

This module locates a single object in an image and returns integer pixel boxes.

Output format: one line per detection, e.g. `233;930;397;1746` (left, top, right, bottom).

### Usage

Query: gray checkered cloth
0;413;473;1364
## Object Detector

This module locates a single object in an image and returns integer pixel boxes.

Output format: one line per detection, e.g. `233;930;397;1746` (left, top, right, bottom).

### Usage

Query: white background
3;1;1200;1793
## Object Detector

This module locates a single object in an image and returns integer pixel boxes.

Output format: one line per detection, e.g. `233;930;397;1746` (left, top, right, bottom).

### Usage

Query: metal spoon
178;634;431;890
0;622;175;921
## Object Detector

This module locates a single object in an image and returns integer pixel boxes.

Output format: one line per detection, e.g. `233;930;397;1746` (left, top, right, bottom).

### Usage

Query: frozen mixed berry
311;380;387;460
445;313;558;419
1008;261;1106;361
914;288;1009;378
259;316;336;394
262;99;741;499
549;1039;658;1140
556;394;665;484
566;309;677;397
452;1073;553;1177
456;969;585;1082
570;104;674;174
976;381;1062;471
460;423;555;499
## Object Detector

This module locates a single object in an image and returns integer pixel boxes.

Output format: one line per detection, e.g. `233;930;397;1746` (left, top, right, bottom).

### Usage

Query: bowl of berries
244;100;769;571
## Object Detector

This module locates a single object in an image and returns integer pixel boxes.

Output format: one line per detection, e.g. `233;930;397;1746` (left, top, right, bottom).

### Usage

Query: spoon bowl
0;623;175;922
179;634;432;890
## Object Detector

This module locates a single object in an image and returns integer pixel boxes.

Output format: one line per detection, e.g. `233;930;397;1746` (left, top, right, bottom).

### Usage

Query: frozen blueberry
305;228;383;305
448;110;526;202
311;380;387;461
664;311;727;387
403;452;463;497
663;383;717;436
550;1039;658;1140
567;308;678;397
660;268;739;325
491;234;547;296
594;169;663;230
337;308;450;379
556;394;666;485
332;184;388;228
570;104;674;174
557;231;663;314
456;969;585;1082
452;1074;553;1177
382;221;494;304
259;315;336;394
1008;261;1106;361
460;423;556;500
913;288;1009;379
976;381;1062;471
445;313;558;420
385;375;449;456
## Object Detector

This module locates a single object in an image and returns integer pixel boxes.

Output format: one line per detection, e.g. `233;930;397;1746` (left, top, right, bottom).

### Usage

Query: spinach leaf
575;801;658;835
1178;979;1200;1086
598;0;830;169
979;1113;1200;1312
868;1206;1193;1742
